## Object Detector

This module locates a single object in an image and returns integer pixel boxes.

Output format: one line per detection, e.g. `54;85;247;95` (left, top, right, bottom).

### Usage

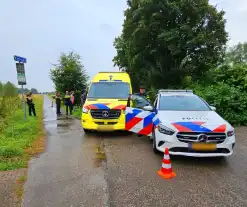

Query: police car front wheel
152;130;159;154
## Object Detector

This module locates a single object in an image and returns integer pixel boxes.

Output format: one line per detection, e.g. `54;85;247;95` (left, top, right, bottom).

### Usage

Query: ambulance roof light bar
158;89;193;93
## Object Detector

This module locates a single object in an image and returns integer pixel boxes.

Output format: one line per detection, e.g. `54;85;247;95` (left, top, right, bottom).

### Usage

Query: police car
125;90;235;157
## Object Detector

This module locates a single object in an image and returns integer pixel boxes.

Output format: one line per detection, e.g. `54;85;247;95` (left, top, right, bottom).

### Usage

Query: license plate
97;125;114;131
190;143;216;151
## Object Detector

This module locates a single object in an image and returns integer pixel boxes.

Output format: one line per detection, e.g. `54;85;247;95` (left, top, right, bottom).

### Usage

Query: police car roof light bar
158;89;193;93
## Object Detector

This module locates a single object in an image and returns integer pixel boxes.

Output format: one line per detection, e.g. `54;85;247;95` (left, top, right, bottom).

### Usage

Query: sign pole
14;55;27;121
21;84;27;121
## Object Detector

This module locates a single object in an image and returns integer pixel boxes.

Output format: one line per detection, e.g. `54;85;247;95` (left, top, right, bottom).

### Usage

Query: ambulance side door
125;94;156;136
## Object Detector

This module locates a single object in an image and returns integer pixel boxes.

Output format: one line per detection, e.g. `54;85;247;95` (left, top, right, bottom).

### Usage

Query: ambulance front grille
90;109;121;119
176;132;226;144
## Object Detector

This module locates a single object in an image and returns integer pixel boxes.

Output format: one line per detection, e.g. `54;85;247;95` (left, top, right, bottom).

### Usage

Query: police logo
102;111;109;117
197;134;208;142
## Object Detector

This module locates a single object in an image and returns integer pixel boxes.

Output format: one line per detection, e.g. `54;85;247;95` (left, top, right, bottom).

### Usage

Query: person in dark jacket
26;92;36;116
135;86;146;96
80;90;87;107
55;91;62;115
64;90;71;115
134;86;150;101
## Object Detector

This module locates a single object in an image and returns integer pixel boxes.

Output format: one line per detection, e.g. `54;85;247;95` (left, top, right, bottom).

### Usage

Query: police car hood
157;111;232;133
84;99;128;110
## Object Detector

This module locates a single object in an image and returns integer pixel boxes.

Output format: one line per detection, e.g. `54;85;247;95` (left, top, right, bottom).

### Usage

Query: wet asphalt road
22;96;108;207
22;95;247;207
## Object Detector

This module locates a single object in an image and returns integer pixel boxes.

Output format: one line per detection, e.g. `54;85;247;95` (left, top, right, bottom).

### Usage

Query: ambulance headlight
158;124;175;135
82;107;89;114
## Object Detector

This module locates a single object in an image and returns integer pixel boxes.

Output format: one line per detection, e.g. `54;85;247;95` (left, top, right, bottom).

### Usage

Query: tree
2;81;17;96
212;43;247;91
31;88;39;94
113;0;228;90
17;88;29;94
50;51;89;104
225;42;247;64
0;82;2;96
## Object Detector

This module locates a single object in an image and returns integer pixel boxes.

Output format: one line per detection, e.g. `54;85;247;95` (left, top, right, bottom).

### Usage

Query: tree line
0;81;39;95
0;82;39;95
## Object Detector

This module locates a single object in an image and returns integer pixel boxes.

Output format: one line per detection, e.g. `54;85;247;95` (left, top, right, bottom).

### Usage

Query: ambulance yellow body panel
81;72;132;132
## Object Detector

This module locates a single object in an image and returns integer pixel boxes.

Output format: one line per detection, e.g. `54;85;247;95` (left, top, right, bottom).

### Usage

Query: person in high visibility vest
64;90;71;116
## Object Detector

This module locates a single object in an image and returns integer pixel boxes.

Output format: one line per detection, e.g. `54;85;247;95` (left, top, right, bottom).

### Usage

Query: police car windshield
87;82;130;99
159;95;211;111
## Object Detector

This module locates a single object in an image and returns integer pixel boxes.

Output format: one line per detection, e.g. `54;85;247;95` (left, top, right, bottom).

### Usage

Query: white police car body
126;90;235;157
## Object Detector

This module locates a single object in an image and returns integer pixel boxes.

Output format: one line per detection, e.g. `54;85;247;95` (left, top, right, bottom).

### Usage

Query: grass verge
15;175;27;201
61;103;82;119
0;95;45;171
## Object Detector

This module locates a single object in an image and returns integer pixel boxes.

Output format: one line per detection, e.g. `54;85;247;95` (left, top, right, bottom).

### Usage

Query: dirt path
0;168;26;207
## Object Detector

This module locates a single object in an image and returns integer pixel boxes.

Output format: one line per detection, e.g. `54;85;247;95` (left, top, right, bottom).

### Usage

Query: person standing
64;90;71;116
80;90;87;107
26;92;36;116
70;91;75;115
55;91;62;115
134;85;150;100
138;86;146;97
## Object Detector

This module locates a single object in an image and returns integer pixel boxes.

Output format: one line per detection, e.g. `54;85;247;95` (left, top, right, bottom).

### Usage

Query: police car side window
153;97;158;108
131;95;150;109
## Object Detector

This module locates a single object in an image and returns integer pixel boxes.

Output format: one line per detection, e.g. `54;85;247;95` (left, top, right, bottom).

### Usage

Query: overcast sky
1;0;247;92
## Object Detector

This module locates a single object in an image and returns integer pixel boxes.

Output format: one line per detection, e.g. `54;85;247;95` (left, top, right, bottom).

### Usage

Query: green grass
72;107;82;118
0;95;44;171
61;103;82;119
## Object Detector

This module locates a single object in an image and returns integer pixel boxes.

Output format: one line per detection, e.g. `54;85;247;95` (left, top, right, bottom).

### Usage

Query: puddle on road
57;123;69;127
57;116;73;120
44;118;57;122
57;122;72;133
44;114;74;131
94;143;107;168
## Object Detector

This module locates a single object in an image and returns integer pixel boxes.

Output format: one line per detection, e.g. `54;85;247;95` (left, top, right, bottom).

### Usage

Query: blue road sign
14;55;27;63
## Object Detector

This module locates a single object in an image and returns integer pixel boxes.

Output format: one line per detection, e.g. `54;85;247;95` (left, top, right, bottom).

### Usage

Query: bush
214;64;247;91
0;82;21;131
189;82;247;125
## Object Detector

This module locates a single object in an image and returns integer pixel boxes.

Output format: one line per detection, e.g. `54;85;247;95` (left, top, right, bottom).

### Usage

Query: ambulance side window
131;94;150;109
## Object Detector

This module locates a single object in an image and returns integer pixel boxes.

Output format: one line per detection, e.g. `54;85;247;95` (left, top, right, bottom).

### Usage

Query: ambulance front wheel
83;128;92;134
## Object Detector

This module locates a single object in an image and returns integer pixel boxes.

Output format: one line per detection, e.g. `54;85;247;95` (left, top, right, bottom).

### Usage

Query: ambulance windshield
87;82;130;99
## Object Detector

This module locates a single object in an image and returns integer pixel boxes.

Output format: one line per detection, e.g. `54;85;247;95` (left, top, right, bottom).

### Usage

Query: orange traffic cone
157;148;176;179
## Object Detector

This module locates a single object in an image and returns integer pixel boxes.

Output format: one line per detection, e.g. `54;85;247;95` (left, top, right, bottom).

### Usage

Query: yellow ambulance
81;72;132;132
